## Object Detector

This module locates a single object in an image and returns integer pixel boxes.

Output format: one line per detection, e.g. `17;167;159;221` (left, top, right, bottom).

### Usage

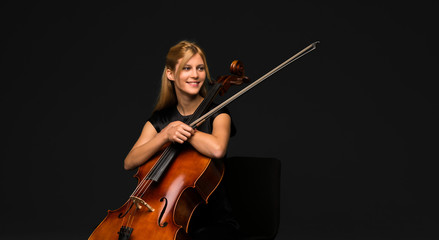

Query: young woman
124;41;240;240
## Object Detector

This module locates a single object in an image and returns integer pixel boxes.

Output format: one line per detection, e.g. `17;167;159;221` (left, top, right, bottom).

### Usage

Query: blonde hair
154;41;212;111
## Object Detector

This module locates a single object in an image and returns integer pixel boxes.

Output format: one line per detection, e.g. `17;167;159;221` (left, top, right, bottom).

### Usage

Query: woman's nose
191;68;199;78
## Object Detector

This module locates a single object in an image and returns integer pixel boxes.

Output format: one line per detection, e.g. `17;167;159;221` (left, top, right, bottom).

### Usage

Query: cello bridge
130;196;155;212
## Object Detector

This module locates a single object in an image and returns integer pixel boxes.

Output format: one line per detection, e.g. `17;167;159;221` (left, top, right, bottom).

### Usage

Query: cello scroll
215;60;249;95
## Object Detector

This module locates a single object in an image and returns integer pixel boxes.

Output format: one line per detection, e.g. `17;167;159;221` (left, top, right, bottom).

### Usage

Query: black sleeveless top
148;104;240;240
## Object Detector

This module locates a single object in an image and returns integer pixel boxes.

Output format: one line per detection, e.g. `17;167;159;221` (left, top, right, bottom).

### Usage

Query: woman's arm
187;113;231;159
123;122;164;170
123;121;195;170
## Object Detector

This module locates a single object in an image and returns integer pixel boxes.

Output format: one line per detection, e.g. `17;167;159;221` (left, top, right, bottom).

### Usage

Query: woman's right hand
162;121;195;144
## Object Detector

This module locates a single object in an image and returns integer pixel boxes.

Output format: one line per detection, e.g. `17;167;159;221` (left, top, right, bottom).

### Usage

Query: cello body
89;145;224;240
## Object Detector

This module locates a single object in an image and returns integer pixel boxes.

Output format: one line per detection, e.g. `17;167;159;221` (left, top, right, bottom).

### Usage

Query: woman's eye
197;66;205;71
183;66;191;71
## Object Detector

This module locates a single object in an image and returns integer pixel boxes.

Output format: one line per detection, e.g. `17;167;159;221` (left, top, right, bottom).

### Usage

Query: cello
89;42;318;240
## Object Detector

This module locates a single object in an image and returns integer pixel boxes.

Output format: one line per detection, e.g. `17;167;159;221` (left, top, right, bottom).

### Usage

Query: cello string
134;148;174;197
131;146;173;197
130;161;161;198
138;143;182;196
131;146;172;195
120;197;133;228
126;204;136;229
190;41;319;128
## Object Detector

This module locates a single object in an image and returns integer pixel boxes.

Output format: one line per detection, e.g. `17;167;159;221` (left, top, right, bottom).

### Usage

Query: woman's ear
166;68;175;81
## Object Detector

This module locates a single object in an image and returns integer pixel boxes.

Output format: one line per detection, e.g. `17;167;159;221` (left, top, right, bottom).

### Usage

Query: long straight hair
154;41;212;112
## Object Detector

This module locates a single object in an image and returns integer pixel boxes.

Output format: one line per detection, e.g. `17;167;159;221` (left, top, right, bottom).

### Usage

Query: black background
1;1;438;239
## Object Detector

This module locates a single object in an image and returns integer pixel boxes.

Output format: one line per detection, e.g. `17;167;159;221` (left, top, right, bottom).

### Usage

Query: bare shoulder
212;113;231;134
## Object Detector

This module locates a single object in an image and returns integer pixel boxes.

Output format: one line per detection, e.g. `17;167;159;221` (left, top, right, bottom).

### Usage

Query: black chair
224;156;281;240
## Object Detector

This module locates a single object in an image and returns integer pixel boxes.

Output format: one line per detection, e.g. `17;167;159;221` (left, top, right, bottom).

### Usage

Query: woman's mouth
187;81;200;87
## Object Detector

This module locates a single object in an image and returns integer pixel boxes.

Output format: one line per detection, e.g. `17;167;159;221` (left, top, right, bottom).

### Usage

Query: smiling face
154;41;212;112
167;53;206;98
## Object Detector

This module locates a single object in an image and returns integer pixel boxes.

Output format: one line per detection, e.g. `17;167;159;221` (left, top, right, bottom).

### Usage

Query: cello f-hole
118;202;134;218
158;197;168;227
